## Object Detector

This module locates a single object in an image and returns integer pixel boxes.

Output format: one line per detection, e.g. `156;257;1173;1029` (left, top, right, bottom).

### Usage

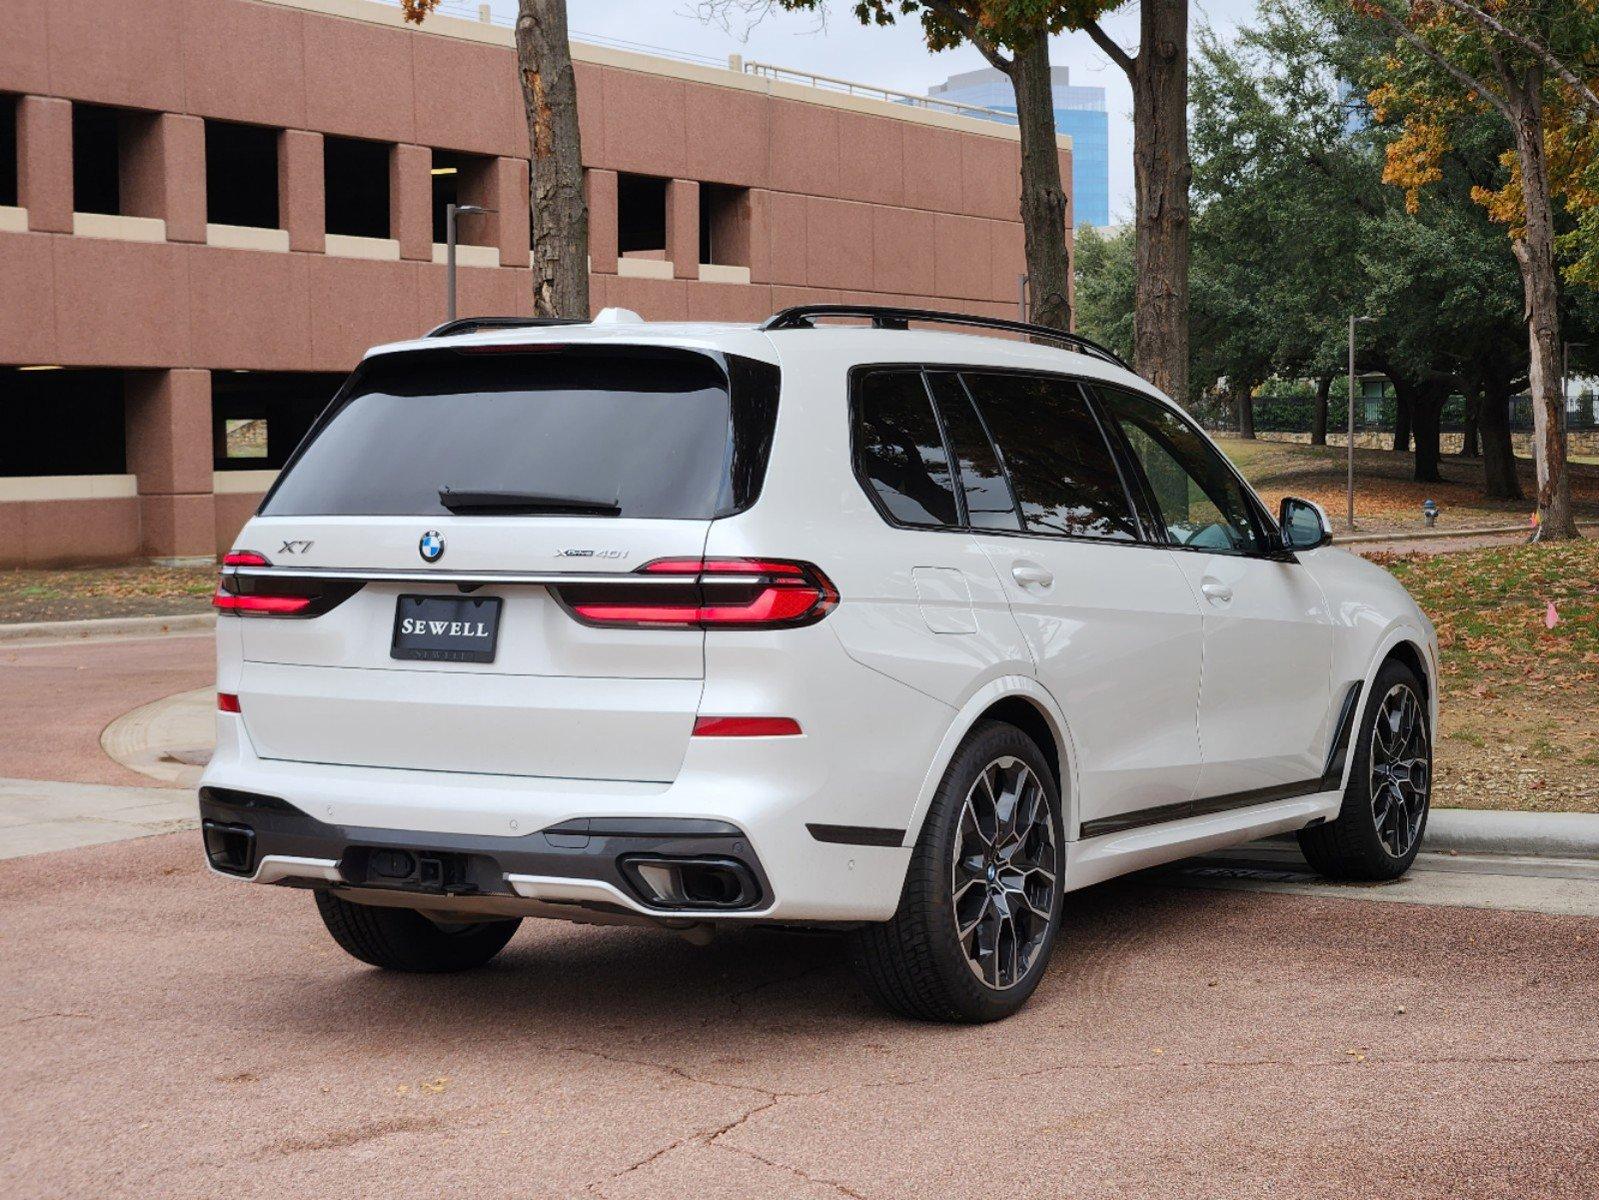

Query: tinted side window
926;372;1021;531
1094;385;1265;555
853;370;960;527
960;372;1138;541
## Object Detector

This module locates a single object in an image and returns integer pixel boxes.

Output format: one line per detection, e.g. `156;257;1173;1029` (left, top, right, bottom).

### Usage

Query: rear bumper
199;702;931;921
200;786;774;920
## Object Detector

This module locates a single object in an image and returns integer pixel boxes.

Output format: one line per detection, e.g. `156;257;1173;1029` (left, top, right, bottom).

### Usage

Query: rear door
224;345;779;783
930;371;1206;833
1090;385;1335;801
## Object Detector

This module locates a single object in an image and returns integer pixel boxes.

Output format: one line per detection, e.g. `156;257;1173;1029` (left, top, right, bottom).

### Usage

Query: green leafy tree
1359;0;1599;537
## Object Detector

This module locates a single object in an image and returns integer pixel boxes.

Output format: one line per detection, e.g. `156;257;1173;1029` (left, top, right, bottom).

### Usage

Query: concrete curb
1423;807;1599;860
1332;520;1597;547
0;612;215;646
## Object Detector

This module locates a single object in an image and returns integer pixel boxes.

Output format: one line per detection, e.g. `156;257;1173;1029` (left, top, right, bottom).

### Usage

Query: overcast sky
479;1;1261;225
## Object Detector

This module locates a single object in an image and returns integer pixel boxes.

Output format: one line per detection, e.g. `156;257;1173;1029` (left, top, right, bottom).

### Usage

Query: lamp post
1347;314;1376;531
445;203;492;324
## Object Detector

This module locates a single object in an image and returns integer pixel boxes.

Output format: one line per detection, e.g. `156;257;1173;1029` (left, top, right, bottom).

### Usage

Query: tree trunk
1411;380;1448;484
516;0;588;319
1479;374;1524;500
1311;371;1332;446
1506;70;1578;538
1233;381;1255;439
1008;36;1071;332
1459;383;1481;457
1129;0;1191;402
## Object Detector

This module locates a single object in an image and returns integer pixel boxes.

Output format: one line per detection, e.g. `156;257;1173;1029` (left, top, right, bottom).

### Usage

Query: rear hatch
225;342;778;782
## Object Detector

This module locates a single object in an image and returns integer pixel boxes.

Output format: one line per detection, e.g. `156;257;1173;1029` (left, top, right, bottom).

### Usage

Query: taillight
212;589;313;615
554;558;838;630
692;716;803;737
213;562;361;619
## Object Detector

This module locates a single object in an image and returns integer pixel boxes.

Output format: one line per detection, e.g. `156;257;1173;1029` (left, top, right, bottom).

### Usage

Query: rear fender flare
902;676;1079;848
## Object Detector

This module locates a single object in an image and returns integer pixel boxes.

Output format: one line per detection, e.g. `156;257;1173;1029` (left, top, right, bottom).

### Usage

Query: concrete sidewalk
0;777;195;860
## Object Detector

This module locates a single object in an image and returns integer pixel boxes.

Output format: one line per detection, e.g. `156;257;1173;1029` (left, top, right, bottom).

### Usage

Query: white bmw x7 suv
201;304;1437;1022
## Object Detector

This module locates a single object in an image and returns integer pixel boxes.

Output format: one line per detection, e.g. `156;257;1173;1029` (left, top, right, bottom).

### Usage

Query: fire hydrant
1422;499;1439;528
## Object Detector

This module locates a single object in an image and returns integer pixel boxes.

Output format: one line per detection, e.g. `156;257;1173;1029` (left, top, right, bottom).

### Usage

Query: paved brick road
3;832;1595;1200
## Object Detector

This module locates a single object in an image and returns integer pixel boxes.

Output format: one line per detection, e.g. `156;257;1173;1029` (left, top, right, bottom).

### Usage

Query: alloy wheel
950;756;1059;990
1369;683;1430;858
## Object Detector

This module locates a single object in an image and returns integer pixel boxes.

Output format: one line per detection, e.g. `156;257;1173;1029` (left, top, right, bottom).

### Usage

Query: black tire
314;891;520;972
1298;658;1432;881
849;719;1065;1023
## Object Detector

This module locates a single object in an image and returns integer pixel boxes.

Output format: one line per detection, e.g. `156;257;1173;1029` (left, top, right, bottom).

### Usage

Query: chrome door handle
1012;564;1054;588
1201;581;1233;604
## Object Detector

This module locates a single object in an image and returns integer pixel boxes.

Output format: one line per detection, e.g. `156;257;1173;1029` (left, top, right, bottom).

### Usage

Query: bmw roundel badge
419;530;445;563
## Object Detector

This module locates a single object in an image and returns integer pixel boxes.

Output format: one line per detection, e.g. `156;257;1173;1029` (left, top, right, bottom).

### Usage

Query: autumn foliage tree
1360;0;1599;539
403;0;589;318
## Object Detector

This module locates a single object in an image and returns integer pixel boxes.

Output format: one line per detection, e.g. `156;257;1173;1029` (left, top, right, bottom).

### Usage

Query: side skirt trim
1079;779;1330;839
806;823;906;848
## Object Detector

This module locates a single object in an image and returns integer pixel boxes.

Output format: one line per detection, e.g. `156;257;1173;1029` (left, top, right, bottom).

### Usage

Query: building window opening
0;367;126;476
430;149;495;247
0;94;18;208
205;120;279;229
617;173;668;261
212;371;346;471
699;183;750;268
323;136;391;240
72;103;132;216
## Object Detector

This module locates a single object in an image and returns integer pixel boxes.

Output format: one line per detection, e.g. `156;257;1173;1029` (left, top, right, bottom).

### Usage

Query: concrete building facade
0;0;1069;566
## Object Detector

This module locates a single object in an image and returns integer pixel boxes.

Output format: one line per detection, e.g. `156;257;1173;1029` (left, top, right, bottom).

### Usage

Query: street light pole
445;203;491;324
1347;314;1375;531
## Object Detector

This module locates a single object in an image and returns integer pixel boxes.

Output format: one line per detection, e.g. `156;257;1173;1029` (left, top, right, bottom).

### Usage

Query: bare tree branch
1083;18;1136;79
1432;0;1599;119
1363;2;1516;123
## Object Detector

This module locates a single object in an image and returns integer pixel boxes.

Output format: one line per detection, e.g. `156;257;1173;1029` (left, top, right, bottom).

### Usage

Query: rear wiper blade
437;487;622;515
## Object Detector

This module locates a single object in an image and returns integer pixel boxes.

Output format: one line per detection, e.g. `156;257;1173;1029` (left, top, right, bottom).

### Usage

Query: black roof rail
758;304;1132;371
423;315;589;339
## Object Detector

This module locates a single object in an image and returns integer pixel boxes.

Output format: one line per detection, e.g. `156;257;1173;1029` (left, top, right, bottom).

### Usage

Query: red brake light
692;716;803;737
222;550;271;567
217;692;241;713
559;558;838;630
212;589;313;615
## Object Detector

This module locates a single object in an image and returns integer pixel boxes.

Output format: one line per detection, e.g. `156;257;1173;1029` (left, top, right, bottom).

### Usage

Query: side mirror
1279;497;1332;551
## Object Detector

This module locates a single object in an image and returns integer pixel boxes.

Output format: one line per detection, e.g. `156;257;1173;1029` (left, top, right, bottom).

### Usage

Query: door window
1094;386;1265;555
925;373;1022;531
853;370;960;527
960;372;1138;541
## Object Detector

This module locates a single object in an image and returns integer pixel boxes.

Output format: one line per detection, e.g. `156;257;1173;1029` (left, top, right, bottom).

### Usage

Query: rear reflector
692;716;803;737
217;692;241;713
212;588;313;615
557;557;838;630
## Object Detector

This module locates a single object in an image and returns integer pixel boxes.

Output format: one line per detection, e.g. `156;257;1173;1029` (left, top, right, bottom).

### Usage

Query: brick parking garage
0;0;1069;565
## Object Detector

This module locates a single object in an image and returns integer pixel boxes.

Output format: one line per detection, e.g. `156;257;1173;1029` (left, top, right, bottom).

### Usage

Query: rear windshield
261;347;778;519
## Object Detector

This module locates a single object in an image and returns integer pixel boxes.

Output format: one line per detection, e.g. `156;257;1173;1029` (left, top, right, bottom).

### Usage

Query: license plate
391;595;502;663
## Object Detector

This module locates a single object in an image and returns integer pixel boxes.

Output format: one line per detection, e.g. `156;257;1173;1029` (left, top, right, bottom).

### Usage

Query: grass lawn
0;564;216;625
1219;435;1599;534
1375;541;1599;813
